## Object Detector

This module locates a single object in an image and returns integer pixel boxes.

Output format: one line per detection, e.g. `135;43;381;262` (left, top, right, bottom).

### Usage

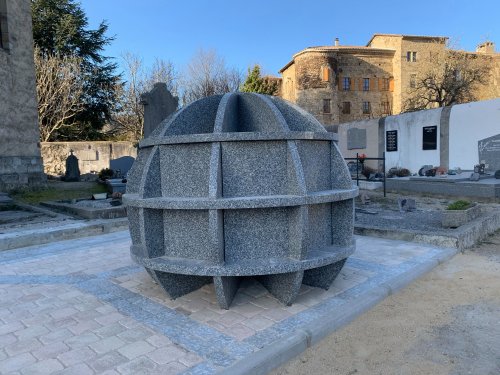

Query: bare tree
108;53;178;140
403;44;492;112
34;47;85;142
182;49;241;105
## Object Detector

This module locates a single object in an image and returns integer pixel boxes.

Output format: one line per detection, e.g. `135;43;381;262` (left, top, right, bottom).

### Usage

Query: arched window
0;0;9;51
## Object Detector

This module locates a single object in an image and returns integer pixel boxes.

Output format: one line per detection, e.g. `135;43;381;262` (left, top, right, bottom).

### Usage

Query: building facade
279;34;500;126
0;0;45;190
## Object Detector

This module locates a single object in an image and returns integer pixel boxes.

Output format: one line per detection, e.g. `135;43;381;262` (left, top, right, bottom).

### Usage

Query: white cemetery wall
384;108;442;173
337;118;380;170
448;98;500;170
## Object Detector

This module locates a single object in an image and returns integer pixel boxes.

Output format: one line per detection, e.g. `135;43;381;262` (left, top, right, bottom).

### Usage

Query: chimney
476;41;495;54
334;38;339;46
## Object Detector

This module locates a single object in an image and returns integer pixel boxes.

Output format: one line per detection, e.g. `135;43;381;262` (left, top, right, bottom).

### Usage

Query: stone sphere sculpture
124;93;358;309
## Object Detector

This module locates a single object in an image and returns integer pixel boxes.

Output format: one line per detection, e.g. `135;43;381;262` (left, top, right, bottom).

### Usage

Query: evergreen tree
240;65;278;95
32;0;120;140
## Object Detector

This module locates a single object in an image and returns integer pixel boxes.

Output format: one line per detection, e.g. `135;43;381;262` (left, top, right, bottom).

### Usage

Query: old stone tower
0;0;45;190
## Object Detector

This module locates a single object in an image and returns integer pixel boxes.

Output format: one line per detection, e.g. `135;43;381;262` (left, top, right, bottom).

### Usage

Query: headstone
141;83;178;138
494;170;500;179
386;130;398;152
347;128;367;150
478;134;500;172
418;165;433;176
63;151;80;182
110;156;135;178
398;197;416;212
469;172;480;181
422;126;437;150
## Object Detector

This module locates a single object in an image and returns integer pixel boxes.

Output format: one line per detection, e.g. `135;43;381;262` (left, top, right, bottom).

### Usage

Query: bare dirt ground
271;231;500;375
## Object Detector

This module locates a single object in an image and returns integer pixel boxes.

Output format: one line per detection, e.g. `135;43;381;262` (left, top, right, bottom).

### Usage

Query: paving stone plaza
0;231;456;374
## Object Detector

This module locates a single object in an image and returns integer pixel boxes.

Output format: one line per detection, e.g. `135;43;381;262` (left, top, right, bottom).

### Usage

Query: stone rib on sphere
124;92;358;309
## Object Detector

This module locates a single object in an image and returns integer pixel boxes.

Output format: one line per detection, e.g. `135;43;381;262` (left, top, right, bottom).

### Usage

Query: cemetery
0;1;499;374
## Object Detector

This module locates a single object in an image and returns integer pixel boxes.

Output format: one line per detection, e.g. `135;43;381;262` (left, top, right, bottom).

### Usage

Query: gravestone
473;164;485;175
398;197;416;212
62;151;80;182
141;83;178;138
360;193;371;205
125;92;357;309
347;128;367;150
110;156;135;178
494;170;500;179
478;134;500;172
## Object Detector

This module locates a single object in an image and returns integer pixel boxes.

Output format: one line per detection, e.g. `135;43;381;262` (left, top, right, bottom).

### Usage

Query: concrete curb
0;218;129;252
355;208;500;250
216;249;457;375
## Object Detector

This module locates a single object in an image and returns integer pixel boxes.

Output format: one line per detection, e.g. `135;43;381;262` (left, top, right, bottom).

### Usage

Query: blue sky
80;0;499;77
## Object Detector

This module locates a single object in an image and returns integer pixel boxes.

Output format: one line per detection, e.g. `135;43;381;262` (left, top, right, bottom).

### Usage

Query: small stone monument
140;83;178;138
125;93;357;309
62;150;80;182
398;197;416;212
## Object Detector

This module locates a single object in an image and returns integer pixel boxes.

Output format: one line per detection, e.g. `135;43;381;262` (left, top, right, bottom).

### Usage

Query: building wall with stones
0;0;45;190
41;142;137;177
280;34;500;126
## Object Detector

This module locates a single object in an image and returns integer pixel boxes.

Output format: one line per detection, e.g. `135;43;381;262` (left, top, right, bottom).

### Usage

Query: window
342;101;351;114
362;101;371;114
322;99;331;114
382;101;390;114
382;78;390;91
410;74;416;88
321;66;330;82
343;77;351;91
363;78;370;91
407;51;417;62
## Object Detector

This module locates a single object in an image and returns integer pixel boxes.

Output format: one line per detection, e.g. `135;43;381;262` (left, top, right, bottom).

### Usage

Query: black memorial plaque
422;126;437;150
386;130;398;152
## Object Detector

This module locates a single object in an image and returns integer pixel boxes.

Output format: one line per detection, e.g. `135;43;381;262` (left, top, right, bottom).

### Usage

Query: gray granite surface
124;92;358;308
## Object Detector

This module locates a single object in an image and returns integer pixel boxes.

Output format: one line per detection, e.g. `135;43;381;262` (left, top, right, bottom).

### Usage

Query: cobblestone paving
0;231;451;374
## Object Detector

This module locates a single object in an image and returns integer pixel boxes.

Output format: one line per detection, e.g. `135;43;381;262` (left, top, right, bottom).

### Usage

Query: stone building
0;0;45;190
279;34;500;126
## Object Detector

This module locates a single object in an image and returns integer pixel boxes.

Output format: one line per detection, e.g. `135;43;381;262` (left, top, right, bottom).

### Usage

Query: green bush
446;200;471;210
98;168;114;180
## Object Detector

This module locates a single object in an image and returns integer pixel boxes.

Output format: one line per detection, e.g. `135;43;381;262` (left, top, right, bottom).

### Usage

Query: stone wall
41;142;137;176
0;0;45;190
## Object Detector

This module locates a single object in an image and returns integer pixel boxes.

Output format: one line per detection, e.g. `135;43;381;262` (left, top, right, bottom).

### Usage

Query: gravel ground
73;198;116;208
271;231;500;375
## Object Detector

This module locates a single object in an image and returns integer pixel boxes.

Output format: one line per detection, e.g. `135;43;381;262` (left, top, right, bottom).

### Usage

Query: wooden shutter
389;78;394;92
322;66;330;82
370;78;376;91
379;78;383;91
338;75;342;90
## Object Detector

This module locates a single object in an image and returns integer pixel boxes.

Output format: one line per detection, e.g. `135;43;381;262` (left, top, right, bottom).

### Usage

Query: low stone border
355;208;500;250
41;199;127;219
0;218;129;251
218;247;457;375
442;204;481;228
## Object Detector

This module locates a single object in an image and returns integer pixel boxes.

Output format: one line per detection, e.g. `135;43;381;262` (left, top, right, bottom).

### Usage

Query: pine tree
32;0;120;140
240;65;278;95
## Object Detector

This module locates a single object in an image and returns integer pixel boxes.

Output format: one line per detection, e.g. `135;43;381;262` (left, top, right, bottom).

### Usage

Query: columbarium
124;93;358;309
